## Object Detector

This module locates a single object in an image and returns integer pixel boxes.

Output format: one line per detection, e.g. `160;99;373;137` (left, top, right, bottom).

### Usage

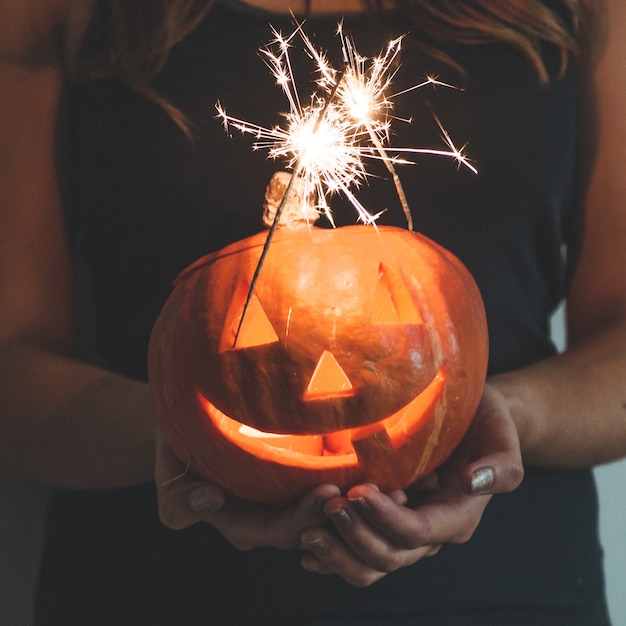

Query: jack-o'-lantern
148;182;488;505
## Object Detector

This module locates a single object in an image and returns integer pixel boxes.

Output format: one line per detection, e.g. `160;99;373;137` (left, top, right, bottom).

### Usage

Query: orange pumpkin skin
148;225;488;505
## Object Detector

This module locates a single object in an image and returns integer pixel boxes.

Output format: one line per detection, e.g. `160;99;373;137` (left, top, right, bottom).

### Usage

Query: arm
490;0;626;468
0;0;155;488
0;3;333;548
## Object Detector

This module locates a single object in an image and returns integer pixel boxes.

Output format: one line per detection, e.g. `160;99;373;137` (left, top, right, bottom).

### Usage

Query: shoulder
0;0;96;68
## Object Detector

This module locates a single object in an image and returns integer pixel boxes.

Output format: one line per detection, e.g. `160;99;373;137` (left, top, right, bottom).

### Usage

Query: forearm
490;320;626;468
0;343;156;489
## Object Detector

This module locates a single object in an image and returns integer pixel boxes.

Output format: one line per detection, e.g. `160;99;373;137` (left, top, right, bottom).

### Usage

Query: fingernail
301;532;329;553
189;486;220;512
471;467;495;494
327;507;351;529
348;496;368;511
301;553;322;572
315;496;328;515
362;483;380;491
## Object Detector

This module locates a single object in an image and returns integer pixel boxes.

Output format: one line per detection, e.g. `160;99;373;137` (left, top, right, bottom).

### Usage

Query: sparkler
216;20;477;228
216;20;476;345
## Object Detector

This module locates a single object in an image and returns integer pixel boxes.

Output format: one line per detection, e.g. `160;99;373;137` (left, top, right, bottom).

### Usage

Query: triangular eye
372;262;423;324
220;281;279;352
303;350;355;401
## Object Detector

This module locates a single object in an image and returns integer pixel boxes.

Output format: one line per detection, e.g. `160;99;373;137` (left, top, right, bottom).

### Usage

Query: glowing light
238;424;292;439
216;20;477;227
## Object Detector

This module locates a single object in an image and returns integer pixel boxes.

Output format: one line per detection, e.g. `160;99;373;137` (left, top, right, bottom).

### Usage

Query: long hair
73;0;215;133
73;0;595;133
386;0;592;83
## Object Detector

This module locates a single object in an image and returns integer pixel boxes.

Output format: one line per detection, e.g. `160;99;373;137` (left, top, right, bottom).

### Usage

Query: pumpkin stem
262;171;320;229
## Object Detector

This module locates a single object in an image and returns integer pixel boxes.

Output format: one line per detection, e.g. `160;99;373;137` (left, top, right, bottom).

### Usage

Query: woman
0;0;624;623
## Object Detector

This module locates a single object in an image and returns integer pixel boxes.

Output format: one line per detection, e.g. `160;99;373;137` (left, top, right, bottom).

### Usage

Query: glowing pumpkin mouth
197;364;446;469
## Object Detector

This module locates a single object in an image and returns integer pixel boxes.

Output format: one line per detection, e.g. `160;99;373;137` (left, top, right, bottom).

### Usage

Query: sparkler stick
233;67;347;347
364;117;413;231
333;28;413;231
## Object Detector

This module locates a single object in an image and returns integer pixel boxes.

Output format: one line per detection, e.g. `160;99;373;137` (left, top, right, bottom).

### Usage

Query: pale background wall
596;461;626;624
1;309;625;624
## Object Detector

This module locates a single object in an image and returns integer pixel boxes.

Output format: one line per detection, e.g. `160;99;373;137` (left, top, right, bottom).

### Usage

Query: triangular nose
304;350;354;400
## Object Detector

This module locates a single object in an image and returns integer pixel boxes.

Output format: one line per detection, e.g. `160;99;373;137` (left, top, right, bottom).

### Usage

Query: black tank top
37;1;609;624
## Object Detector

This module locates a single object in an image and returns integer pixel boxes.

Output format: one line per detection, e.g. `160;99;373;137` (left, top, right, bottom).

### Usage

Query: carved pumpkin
148;224;488;505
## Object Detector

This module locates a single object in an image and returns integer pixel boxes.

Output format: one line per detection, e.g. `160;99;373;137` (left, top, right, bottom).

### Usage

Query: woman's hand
299;384;524;586
155;429;341;550
155;383;522;570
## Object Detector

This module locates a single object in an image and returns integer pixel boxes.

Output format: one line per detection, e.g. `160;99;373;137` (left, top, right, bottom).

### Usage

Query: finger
469;386;522;455
300;528;388;587
204;483;341;551
460;414;524;495
301;522;440;586
322;494;434;571
155;431;225;530
410;471;440;492
387;488;409;505
465;457;524;495
346;485;428;548
300;552;334;576
407;490;489;546
160;480;225;530
454;387;525;495
351;484;488;548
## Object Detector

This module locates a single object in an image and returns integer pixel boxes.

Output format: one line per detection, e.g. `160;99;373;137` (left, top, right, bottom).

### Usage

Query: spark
216;20;476;229
433;113;478;174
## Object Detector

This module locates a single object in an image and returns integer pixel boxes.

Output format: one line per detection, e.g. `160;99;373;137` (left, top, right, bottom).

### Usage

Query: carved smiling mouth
197;364;446;469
